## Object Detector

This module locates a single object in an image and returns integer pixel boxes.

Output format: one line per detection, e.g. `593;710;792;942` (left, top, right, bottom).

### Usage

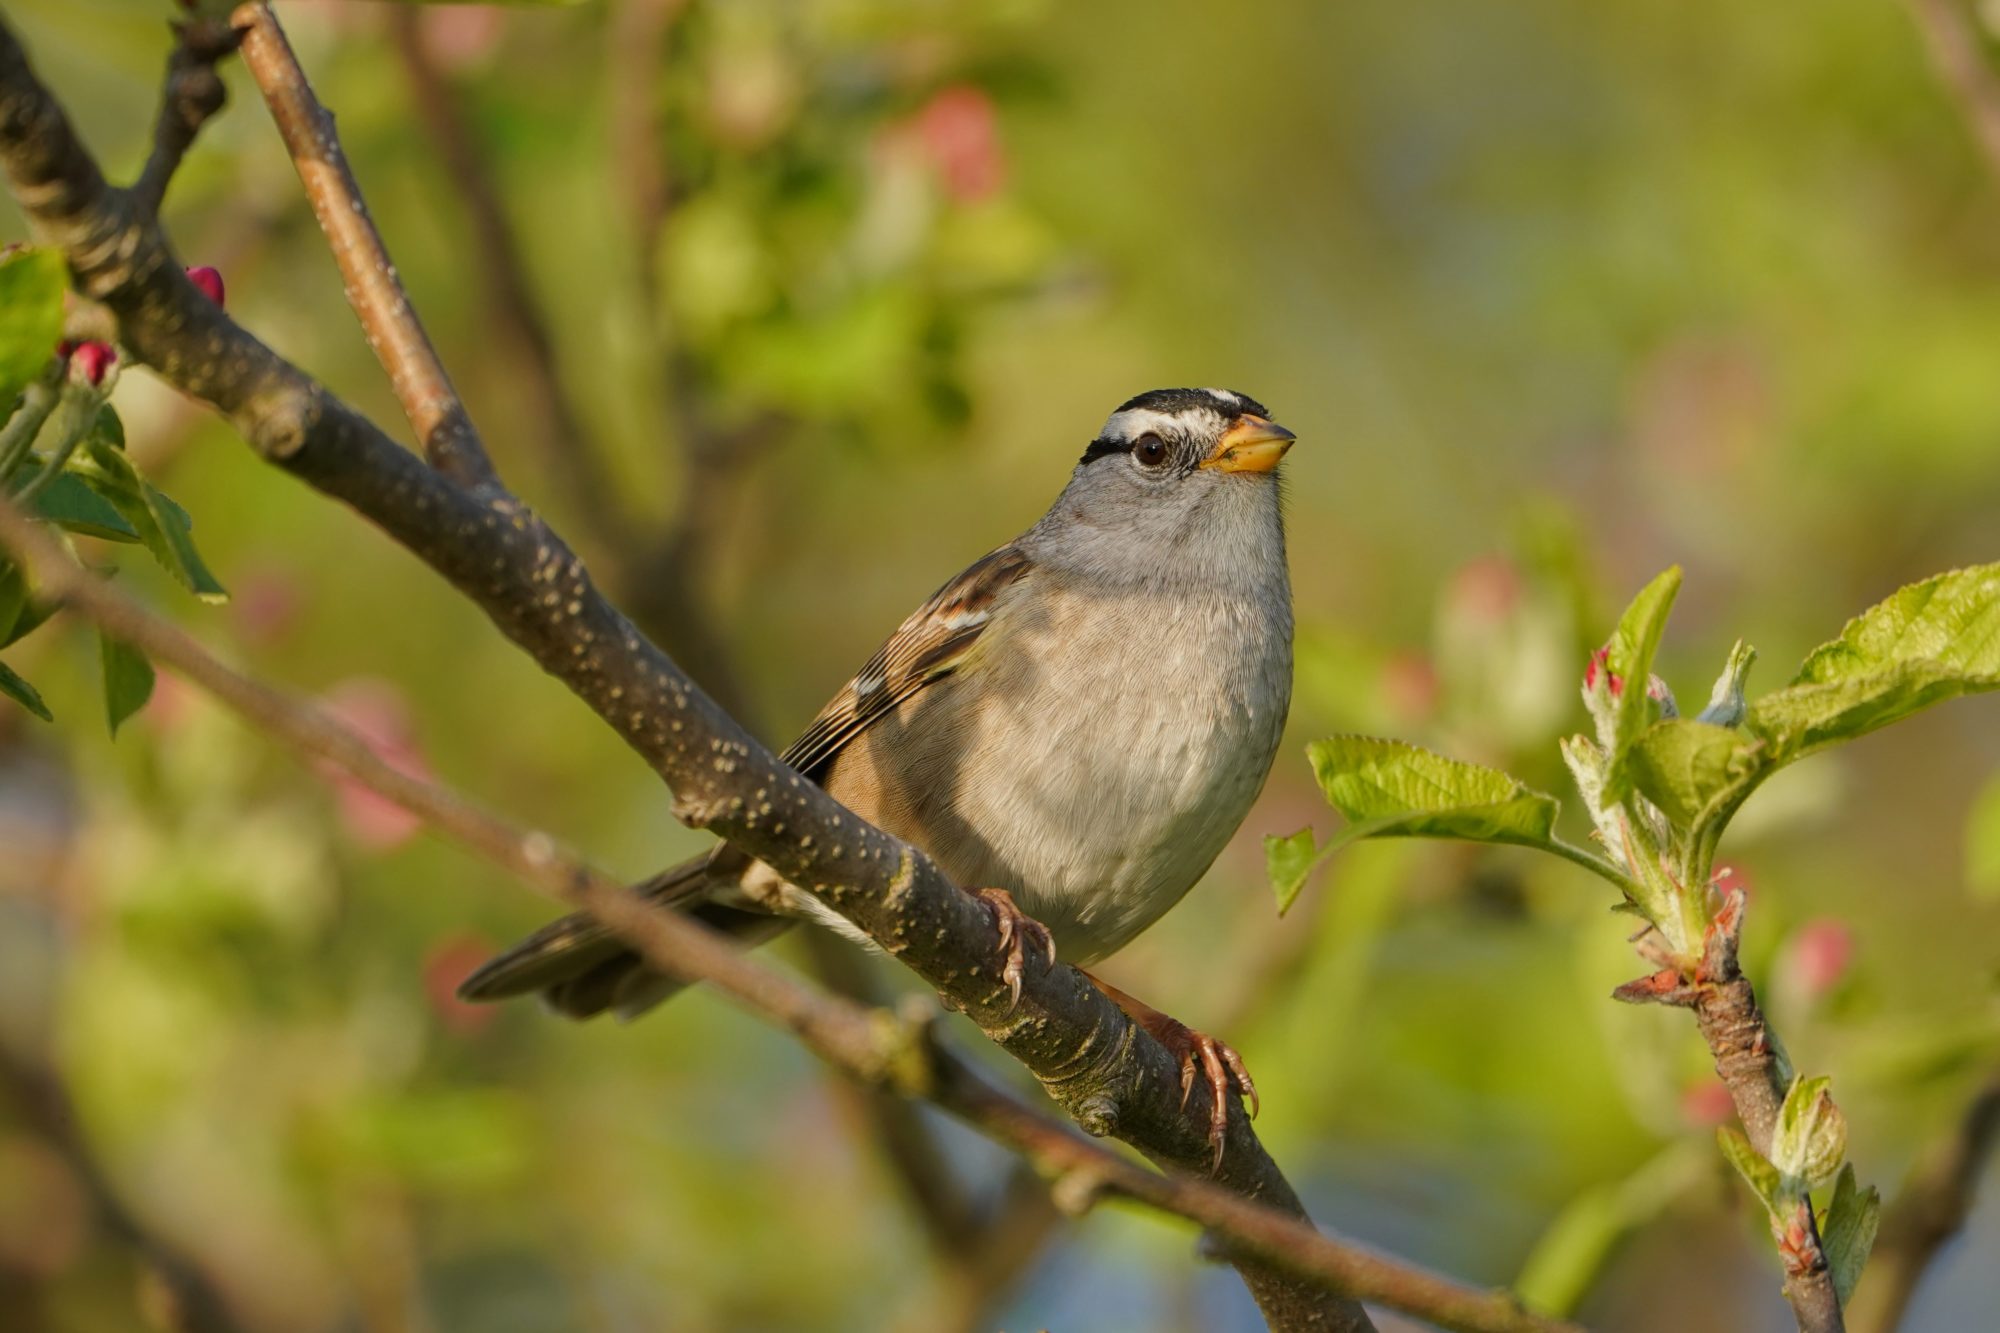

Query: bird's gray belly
821;594;1291;964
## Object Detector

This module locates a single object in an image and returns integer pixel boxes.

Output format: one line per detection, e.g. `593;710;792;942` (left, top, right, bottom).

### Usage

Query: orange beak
1199;415;1296;474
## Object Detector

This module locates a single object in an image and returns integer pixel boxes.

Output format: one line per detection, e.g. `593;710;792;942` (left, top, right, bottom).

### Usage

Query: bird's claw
975;887;1057;1011
1153;1017;1258;1172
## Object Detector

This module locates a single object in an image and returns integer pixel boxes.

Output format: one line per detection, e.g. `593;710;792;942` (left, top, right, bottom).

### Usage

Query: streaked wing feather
780;545;1031;781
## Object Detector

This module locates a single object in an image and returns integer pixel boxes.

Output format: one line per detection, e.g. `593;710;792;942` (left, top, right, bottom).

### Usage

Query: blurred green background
3;1;1999;1330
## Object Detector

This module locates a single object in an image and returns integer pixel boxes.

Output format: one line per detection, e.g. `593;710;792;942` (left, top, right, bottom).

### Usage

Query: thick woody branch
0;16;1371;1330
1849;1072;2000;1333
0;501;1578;1333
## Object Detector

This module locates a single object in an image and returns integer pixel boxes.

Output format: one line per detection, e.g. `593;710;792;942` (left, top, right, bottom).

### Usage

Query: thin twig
1849;1072;2000;1333
0;499;1579;1333
230;4;492;489
131;18;240;218
1620;890;1848;1332
1903;0;2000;182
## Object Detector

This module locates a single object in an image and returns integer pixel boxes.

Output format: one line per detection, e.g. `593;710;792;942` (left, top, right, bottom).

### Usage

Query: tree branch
1849;1071;2000;1333
131;17;240;218
1622;890;1847;1332
0;498;1579;1333
231;5;492;489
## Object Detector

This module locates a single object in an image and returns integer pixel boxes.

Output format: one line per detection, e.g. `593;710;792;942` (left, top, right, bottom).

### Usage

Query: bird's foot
1085;972;1257;1172
974;887;1057;1011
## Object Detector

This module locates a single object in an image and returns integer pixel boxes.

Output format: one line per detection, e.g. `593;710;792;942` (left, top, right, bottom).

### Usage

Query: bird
461;387;1297;1162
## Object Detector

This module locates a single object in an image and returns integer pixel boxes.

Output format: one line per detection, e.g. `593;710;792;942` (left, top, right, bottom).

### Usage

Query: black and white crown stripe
1079;387;1273;467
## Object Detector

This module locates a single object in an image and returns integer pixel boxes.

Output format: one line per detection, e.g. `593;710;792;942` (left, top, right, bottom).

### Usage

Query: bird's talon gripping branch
1160;1020;1259;1171
975;887;1056;1011
1086;972;1257;1171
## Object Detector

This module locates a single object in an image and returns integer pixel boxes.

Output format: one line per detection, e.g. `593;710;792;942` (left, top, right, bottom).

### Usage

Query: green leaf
99;632;154;737
29;471;141;542
90;403;124;450
1307;735;1563;853
1821;1163;1881;1306
1772;1074;1847;1192
71;438;228;602
1265;827;1323;913
1716;1125;1783;1214
1625;719;1757;829
1794;564;2000;683
0;656;51;721
1968;770;2000;901
0;247;66;406
1598;567;1681;799
1748;564;2000;760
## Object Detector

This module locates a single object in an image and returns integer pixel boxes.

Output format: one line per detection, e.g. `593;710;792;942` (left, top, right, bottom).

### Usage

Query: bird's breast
831;573;1292;964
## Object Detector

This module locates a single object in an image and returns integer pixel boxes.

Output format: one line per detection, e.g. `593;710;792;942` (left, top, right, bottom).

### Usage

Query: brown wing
780;544;1032;783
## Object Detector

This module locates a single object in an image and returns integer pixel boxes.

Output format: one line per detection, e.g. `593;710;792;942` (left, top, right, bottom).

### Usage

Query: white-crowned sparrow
463;387;1296;1157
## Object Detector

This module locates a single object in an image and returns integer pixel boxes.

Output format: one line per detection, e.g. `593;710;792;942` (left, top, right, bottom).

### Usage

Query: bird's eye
1132;433;1170;468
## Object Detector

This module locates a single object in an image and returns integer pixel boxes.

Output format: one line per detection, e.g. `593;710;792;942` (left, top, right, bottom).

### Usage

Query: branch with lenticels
0;11;1560;1330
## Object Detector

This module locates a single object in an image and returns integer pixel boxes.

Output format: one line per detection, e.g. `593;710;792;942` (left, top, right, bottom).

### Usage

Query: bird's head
1033;387;1296;583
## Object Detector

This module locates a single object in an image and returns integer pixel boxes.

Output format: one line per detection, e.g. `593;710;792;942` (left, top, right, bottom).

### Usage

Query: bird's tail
456;854;792;1020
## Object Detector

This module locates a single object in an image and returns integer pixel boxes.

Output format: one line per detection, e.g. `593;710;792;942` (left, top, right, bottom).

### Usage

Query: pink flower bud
1585;647;1624;697
66;340;116;387
185;266;225;308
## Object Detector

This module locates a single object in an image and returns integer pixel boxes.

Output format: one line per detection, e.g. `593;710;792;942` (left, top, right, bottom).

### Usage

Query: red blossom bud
186;265;225;308
67;340;116;386
1585;647;1624;697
